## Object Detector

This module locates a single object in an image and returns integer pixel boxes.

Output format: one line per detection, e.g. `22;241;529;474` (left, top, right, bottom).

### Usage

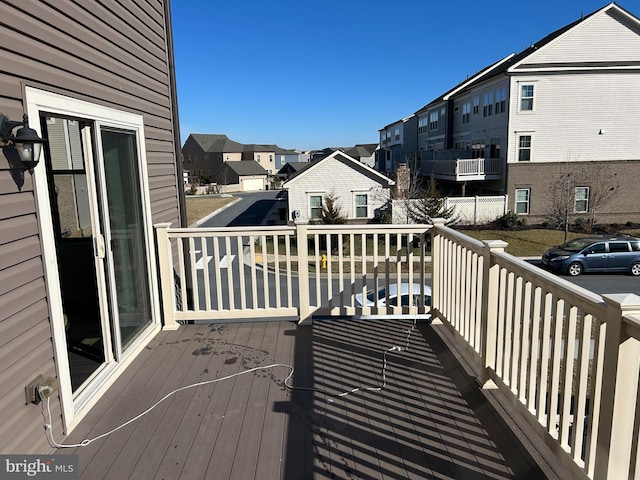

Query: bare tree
546;156;619;241
584;165;618;226
546;165;576;241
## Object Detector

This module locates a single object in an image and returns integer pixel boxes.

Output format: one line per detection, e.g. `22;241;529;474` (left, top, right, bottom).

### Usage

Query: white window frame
483;92;493;117
429;111;438;131
354;193;368;218
473;96;480;115
462;103;471;124
515;188;530;214
418;116;428;134
308;193;324;219
519;84;535;112
517;134;532;161
575;187;589;213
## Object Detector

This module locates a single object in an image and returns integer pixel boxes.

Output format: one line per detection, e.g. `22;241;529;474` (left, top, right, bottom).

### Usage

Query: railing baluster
350;233;356;306
189;237;199;311
261;235;268;309
326;233;332;308
361;233;367;313
537;292;554;425
237;236;246;310
202;235;211;311
273;234;281;309
249;237;258;309
510;276;523;393
225;236;235;310
314;233;321;307
285;233;293;307
212;236;222;310
338;233;344;307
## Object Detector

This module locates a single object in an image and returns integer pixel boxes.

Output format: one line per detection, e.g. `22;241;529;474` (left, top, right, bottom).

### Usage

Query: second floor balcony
420;150;503;182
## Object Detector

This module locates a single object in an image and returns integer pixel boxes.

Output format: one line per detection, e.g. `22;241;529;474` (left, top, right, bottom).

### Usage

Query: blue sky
171;1;634;151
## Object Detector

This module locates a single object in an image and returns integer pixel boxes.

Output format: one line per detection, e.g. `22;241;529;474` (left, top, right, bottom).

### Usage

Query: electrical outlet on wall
25;375;44;405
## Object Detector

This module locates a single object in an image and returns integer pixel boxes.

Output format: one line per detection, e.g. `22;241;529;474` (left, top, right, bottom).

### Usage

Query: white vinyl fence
392;195;508;225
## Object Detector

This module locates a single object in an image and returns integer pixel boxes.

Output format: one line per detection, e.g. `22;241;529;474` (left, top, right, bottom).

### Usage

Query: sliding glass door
100;128;153;349
43;116;155;393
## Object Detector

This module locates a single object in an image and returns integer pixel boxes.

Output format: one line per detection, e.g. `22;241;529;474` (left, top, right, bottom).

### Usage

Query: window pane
515;189;529;214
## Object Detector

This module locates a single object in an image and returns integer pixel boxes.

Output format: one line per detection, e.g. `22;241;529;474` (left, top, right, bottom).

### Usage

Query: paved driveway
199;190;282;227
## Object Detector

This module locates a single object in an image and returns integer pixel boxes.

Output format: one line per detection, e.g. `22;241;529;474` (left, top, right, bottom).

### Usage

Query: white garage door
242;178;264;191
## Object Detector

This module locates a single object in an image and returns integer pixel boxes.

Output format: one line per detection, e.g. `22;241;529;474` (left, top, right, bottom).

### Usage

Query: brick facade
506;160;640;225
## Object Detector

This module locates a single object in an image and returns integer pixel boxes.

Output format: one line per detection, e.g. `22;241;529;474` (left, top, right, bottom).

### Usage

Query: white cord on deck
44;317;418;448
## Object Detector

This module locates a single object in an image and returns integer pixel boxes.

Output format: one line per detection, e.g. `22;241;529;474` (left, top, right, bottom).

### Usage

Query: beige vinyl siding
508;73;640;163
0;0;181;454
520;9;640;66
287;156;390;221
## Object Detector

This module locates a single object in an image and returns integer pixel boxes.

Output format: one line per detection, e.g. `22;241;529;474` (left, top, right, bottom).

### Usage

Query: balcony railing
155;220;640;479
421;155;503;182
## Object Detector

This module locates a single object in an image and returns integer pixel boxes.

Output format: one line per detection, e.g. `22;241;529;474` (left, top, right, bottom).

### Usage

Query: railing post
429;219;446;324
295;219;312;325
154;223;179;330
593;293;640;479
480;240;508;389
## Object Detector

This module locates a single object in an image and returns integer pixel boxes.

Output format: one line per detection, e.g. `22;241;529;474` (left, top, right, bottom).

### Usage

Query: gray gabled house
182;133;245;184
0;1;184;453
214;160;268;192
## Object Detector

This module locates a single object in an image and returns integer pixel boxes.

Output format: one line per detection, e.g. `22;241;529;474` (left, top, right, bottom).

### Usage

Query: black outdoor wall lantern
0;113;47;169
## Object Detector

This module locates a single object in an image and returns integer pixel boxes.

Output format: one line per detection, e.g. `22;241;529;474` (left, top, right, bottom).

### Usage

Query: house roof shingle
221;161;268;176
190;134;245;153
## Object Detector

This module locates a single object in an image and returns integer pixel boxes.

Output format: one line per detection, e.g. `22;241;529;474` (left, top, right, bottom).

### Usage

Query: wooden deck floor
57;319;548;479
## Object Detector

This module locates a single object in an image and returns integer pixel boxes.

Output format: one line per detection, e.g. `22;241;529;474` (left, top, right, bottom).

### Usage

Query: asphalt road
199;190;281;228
527;259;640;296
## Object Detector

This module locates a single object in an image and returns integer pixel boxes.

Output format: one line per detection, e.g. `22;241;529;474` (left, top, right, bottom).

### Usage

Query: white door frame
26;87;162;433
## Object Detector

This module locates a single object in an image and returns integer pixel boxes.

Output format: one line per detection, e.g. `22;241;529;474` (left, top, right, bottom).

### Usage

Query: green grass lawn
457;228;586;257
459;227;640;257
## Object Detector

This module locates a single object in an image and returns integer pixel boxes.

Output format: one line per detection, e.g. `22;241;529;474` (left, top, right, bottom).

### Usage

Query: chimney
394;163;410;199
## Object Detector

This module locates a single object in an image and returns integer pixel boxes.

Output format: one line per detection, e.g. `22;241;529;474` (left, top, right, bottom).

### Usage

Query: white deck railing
155;220;640;479
431;221;640;480
155;222;432;326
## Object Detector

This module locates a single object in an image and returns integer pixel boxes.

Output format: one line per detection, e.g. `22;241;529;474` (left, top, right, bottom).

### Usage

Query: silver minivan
541;235;640;276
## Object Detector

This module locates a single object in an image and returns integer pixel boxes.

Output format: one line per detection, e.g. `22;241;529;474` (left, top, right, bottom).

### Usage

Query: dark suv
541;236;640;276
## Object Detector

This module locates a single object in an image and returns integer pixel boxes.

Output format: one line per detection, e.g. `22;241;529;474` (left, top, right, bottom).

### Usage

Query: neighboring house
214;160;268;192
408;3;640;224
274;149;310;171
278;161;312;180
378;116;418;174
416;3;640;222
0;1;184;454
282;151;394;223
242;144;279;174
181;133;244;184
345;143;379;168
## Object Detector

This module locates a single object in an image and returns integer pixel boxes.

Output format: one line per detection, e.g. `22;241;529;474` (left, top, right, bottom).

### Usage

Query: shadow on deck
56;319;549;479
